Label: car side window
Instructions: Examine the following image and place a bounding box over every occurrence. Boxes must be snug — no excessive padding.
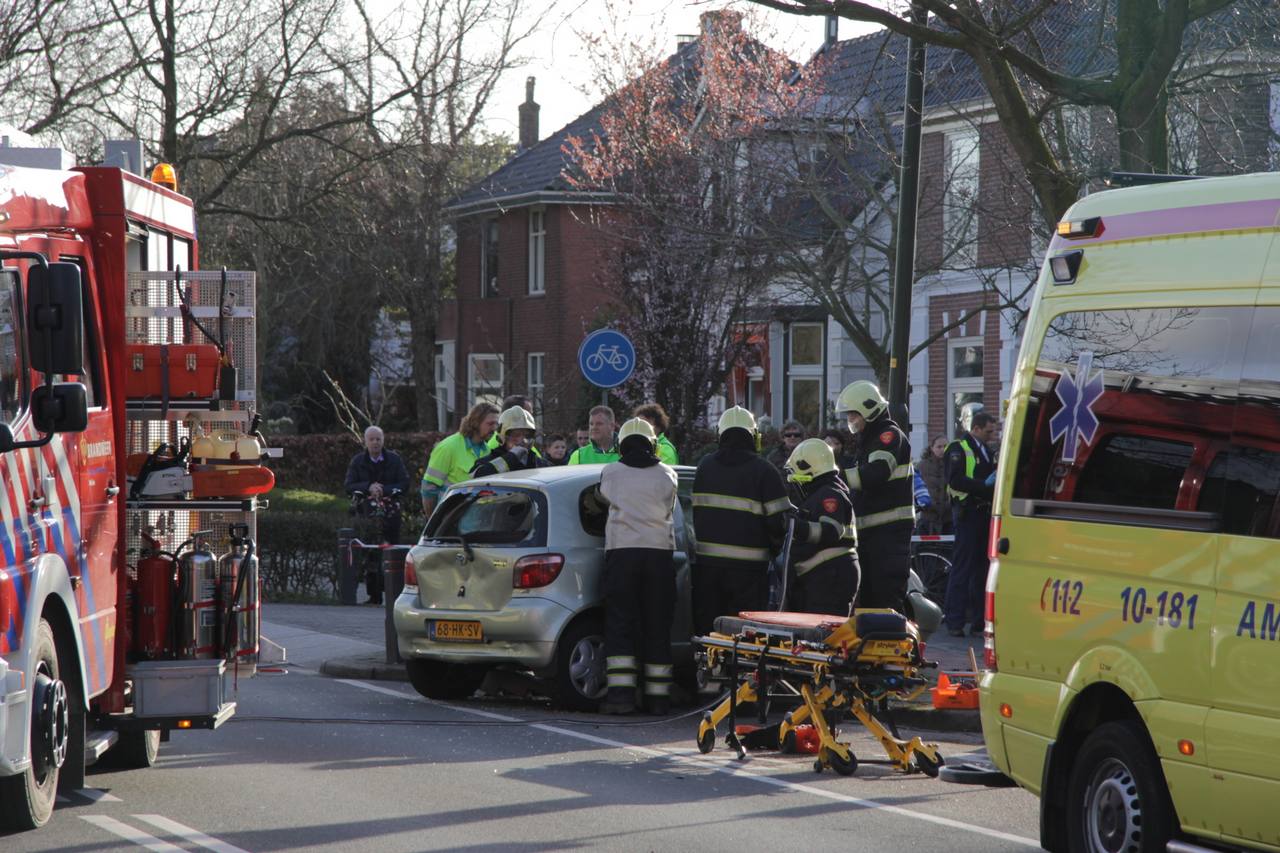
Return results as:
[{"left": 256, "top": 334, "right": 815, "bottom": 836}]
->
[
  {"left": 0, "top": 270, "right": 25, "bottom": 424},
  {"left": 579, "top": 485, "right": 606, "bottom": 538},
  {"left": 1012, "top": 306, "right": 1249, "bottom": 520}
]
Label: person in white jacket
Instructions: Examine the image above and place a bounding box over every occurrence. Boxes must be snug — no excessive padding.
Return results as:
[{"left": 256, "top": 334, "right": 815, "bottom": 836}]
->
[{"left": 597, "top": 417, "right": 679, "bottom": 715}]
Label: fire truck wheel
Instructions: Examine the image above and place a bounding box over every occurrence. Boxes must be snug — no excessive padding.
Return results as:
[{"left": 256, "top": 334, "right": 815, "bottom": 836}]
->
[
  {"left": 405, "top": 659, "right": 488, "bottom": 701},
  {"left": 107, "top": 729, "right": 162, "bottom": 769},
  {"left": 0, "top": 619, "right": 65, "bottom": 830}
]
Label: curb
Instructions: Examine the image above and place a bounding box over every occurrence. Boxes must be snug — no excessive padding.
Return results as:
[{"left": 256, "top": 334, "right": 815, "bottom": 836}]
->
[{"left": 319, "top": 656, "right": 409, "bottom": 682}]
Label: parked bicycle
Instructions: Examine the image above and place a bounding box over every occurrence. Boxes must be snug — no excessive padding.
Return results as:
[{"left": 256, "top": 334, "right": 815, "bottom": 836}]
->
[{"left": 910, "top": 533, "right": 953, "bottom": 607}]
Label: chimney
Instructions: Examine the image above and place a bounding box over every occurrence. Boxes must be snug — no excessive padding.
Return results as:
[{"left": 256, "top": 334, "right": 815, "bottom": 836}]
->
[
  {"left": 699, "top": 9, "right": 743, "bottom": 38},
  {"left": 825, "top": 14, "right": 838, "bottom": 48},
  {"left": 518, "top": 76, "right": 540, "bottom": 151}
]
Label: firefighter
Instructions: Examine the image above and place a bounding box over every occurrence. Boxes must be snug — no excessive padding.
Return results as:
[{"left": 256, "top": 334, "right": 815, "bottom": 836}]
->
[
  {"left": 784, "top": 439, "right": 860, "bottom": 616},
  {"left": 691, "top": 406, "right": 791, "bottom": 634},
  {"left": 597, "top": 418, "right": 679, "bottom": 715},
  {"left": 836, "top": 380, "right": 915, "bottom": 613},
  {"left": 420, "top": 402, "right": 499, "bottom": 517},
  {"left": 943, "top": 409, "right": 999, "bottom": 636},
  {"left": 472, "top": 406, "right": 547, "bottom": 476}
]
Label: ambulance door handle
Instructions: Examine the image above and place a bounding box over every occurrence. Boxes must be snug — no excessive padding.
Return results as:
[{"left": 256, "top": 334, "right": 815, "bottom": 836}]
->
[{"left": 997, "top": 538, "right": 1010, "bottom": 555}]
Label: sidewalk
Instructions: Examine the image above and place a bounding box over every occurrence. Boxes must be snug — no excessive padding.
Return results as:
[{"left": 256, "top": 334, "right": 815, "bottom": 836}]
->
[{"left": 264, "top": 601, "right": 984, "bottom": 732}]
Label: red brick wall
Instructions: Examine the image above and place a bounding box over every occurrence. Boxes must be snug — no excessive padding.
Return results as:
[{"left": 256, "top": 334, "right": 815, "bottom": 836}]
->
[
  {"left": 976, "top": 122, "right": 1033, "bottom": 269},
  {"left": 926, "top": 290, "right": 1001, "bottom": 440}
]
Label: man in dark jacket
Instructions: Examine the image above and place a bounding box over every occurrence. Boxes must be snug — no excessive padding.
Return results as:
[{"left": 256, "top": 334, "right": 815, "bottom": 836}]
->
[
  {"left": 784, "top": 439, "right": 860, "bottom": 616},
  {"left": 691, "top": 406, "right": 791, "bottom": 633},
  {"left": 344, "top": 426, "right": 411, "bottom": 604},
  {"left": 836, "top": 380, "right": 915, "bottom": 613},
  {"left": 472, "top": 406, "right": 548, "bottom": 477},
  {"left": 943, "top": 410, "right": 999, "bottom": 636}
]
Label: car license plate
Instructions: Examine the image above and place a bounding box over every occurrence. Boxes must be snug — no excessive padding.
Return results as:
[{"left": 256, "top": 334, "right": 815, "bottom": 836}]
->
[{"left": 429, "top": 620, "right": 483, "bottom": 642}]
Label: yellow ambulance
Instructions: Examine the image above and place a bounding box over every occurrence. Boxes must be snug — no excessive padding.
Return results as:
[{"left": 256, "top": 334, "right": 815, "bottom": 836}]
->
[{"left": 980, "top": 172, "right": 1280, "bottom": 853}]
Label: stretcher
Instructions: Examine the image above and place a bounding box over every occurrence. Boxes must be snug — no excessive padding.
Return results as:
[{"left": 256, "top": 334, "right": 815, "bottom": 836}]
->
[{"left": 693, "top": 610, "right": 944, "bottom": 777}]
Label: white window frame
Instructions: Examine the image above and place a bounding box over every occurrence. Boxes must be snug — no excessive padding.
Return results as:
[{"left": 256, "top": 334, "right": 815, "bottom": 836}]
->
[
  {"left": 527, "top": 352, "right": 545, "bottom": 406},
  {"left": 943, "top": 127, "right": 980, "bottom": 265},
  {"left": 435, "top": 340, "right": 456, "bottom": 428},
  {"left": 527, "top": 210, "right": 545, "bottom": 295},
  {"left": 947, "top": 336, "right": 984, "bottom": 439},
  {"left": 468, "top": 352, "right": 504, "bottom": 407},
  {"left": 787, "top": 322, "right": 824, "bottom": 427}
]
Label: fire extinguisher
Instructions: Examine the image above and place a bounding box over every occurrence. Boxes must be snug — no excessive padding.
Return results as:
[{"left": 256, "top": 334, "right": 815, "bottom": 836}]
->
[
  {"left": 175, "top": 531, "right": 219, "bottom": 659},
  {"left": 133, "top": 529, "right": 177, "bottom": 660},
  {"left": 218, "top": 523, "right": 260, "bottom": 675}
]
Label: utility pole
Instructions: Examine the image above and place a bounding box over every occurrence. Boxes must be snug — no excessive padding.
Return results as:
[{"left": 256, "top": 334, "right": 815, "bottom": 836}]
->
[{"left": 887, "top": 2, "right": 927, "bottom": 429}]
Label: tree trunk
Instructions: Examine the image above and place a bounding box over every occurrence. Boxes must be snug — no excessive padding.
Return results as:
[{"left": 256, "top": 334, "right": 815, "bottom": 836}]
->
[
  {"left": 1116, "top": 89, "right": 1170, "bottom": 173},
  {"left": 159, "top": 0, "right": 178, "bottom": 163}
]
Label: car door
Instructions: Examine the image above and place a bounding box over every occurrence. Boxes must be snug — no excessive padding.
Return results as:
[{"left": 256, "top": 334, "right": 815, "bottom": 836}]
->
[{"left": 1205, "top": 304, "right": 1280, "bottom": 844}]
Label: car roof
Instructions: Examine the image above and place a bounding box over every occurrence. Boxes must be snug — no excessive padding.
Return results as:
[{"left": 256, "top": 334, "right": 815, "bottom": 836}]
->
[{"left": 459, "top": 463, "right": 695, "bottom": 490}]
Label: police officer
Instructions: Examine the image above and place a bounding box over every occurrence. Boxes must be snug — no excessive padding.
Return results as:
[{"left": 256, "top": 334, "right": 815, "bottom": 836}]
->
[
  {"left": 836, "top": 380, "right": 915, "bottom": 613},
  {"left": 691, "top": 406, "right": 791, "bottom": 634},
  {"left": 472, "top": 406, "right": 547, "bottom": 476},
  {"left": 598, "top": 418, "right": 678, "bottom": 715},
  {"left": 784, "top": 439, "right": 860, "bottom": 616},
  {"left": 943, "top": 410, "right": 999, "bottom": 636}
]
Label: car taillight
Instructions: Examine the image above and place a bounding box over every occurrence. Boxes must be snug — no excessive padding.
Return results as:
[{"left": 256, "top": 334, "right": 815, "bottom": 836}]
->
[
  {"left": 984, "top": 559, "right": 999, "bottom": 671},
  {"left": 513, "top": 554, "right": 564, "bottom": 589},
  {"left": 403, "top": 559, "right": 417, "bottom": 588}
]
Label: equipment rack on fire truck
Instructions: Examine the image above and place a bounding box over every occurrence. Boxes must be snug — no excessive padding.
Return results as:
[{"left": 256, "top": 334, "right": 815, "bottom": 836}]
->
[{"left": 0, "top": 153, "right": 266, "bottom": 831}]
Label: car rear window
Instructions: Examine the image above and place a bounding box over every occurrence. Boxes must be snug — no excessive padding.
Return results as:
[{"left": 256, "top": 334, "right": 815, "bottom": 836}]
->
[{"left": 425, "top": 486, "right": 547, "bottom": 547}]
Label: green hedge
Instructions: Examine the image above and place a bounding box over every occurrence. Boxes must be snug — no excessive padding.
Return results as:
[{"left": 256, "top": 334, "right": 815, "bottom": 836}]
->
[{"left": 269, "top": 432, "right": 447, "bottom": 494}]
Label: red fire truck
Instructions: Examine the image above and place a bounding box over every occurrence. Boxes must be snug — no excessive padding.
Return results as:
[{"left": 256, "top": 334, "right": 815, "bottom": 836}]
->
[{"left": 0, "top": 158, "right": 264, "bottom": 830}]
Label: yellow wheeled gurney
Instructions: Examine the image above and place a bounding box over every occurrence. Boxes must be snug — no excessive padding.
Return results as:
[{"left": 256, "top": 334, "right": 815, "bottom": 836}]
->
[{"left": 693, "top": 609, "right": 944, "bottom": 777}]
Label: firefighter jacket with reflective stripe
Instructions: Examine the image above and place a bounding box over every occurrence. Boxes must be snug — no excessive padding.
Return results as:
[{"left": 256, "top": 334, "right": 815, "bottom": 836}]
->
[
  {"left": 568, "top": 439, "right": 621, "bottom": 465},
  {"left": 843, "top": 414, "right": 915, "bottom": 535},
  {"left": 656, "top": 435, "right": 679, "bottom": 466},
  {"left": 421, "top": 432, "right": 489, "bottom": 501},
  {"left": 599, "top": 461, "right": 678, "bottom": 551},
  {"left": 692, "top": 447, "right": 791, "bottom": 568},
  {"left": 944, "top": 433, "right": 995, "bottom": 506},
  {"left": 791, "top": 472, "right": 858, "bottom": 576},
  {"left": 471, "top": 445, "right": 548, "bottom": 478}
]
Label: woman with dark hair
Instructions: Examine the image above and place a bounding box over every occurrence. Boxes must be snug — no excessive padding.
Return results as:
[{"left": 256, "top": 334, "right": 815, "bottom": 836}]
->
[{"left": 916, "top": 433, "right": 952, "bottom": 534}]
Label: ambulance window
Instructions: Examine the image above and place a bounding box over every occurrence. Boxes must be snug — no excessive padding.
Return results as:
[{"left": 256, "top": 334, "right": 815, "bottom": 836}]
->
[
  {"left": 1200, "top": 448, "right": 1280, "bottom": 537},
  {"left": 0, "top": 270, "right": 26, "bottom": 424},
  {"left": 1075, "top": 435, "right": 1193, "bottom": 510}
]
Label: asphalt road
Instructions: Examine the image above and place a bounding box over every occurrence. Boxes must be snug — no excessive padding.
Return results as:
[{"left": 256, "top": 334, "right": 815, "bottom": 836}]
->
[{"left": 7, "top": 660, "right": 1041, "bottom": 852}]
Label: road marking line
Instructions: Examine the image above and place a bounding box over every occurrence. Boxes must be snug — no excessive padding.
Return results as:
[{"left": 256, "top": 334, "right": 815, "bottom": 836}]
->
[
  {"left": 79, "top": 787, "right": 122, "bottom": 802},
  {"left": 336, "top": 678, "right": 1038, "bottom": 848},
  {"left": 79, "top": 815, "right": 185, "bottom": 852},
  {"left": 133, "top": 814, "right": 251, "bottom": 853}
]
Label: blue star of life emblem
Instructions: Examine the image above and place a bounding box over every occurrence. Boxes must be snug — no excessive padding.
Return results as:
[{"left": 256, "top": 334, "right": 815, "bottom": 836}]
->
[{"left": 1048, "top": 351, "right": 1104, "bottom": 463}]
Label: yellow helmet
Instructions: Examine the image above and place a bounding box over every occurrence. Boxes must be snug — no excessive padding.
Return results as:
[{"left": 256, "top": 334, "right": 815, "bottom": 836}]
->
[
  {"left": 836, "top": 380, "right": 887, "bottom": 421},
  {"left": 785, "top": 438, "right": 837, "bottom": 483},
  {"left": 497, "top": 405, "right": 537, "bottom": 438},
  {"left": 618, "top": 417, "right": 657, "bottom": 450},
  {"left": 717, "top": 405, "right": 757, "bottom": 437}
]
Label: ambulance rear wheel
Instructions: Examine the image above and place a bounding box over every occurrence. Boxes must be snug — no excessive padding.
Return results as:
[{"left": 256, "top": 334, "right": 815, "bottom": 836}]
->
[
  {"left": 108, "top": 729, "right": 162, "bottom": 769},
  {"left": 0, "top": 619, "right": 65, "bottom": 830},
  {"left": 1066, "top": 720, "right": 1174, "bottom": 853}
]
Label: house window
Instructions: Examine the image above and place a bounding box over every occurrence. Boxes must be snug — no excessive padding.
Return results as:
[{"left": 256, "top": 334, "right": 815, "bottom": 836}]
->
[
  {"left": 787, "top": 322, "right": 824, "bottom": 430},
  {"left": 435, "top": 340, "right": 455, "bottom": 428},
  {"left": 948, "top": 337, "right": 984, "bottom": 438},
  {"left": 481, "top": 219, "right": 500, "bottom": 297},
  {"left": 527, "top": 352, "right": 545, "bottom": 406},
  {"left": 528, "top": 210, "right": 545, "bottom": 295},
  {"left": 468, "top": 353, "right": 504, "bottom": 407},
  {"left": 943, "top": 127, "right": 980, "bottom": 265}
]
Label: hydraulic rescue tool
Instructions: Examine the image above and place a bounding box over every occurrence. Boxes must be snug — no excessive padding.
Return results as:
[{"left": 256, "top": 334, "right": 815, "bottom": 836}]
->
[{"left": 693, "top": 609, "right": 944, "bottom": 777}]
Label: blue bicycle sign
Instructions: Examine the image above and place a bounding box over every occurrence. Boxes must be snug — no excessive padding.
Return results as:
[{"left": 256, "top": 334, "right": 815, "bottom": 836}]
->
[{"left": 578, "top": 328, "right": 635, "bottom": 388}]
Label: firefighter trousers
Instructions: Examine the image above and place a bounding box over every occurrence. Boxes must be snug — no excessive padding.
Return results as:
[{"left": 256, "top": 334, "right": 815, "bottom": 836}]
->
[
  {"left": 603, "top": 548, "right": 676, "bottom": 699},
  {"left": 791, "top": 555, "right": 860, "bottom": 617},
  {"left": 691, "top": 561, "right": 769, "bottom": 636},
  {"left": 854, "top": 528, "right": 910, "bottom": 614}
]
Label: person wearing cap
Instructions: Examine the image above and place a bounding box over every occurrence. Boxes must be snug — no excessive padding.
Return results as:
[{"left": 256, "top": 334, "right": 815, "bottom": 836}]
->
[
  {"left": 597, "top": 418, "right": 679, "bottom": 715},
  {"left": 472, "top": 406, "right": 548, "bottom": 476},
  {"left": 784, "top": 438, "right": 860, "bottom": 616},
  {"left": 835, "top": 380, "right": 915, "bottom": 613},
  {"left": 691, "top": 406, "right": 791, "bottom": 634}
]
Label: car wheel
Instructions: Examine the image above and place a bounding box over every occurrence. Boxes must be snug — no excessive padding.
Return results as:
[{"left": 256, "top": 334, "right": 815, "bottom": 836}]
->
[
  {"left": 1066, "top": 720, "right": 1175, "bottom": 853},
  {"left": 0, "top": 620, "right": 66, "bottom": 830},
  {"left": 105, "top": 729, "right": 162, "bottom": 769},
  {"left": 405, "top": 659, "right": 488, "bottom": 701},
  {"left": 552, "top": 618, "right": 607, "bottom": 711}
]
